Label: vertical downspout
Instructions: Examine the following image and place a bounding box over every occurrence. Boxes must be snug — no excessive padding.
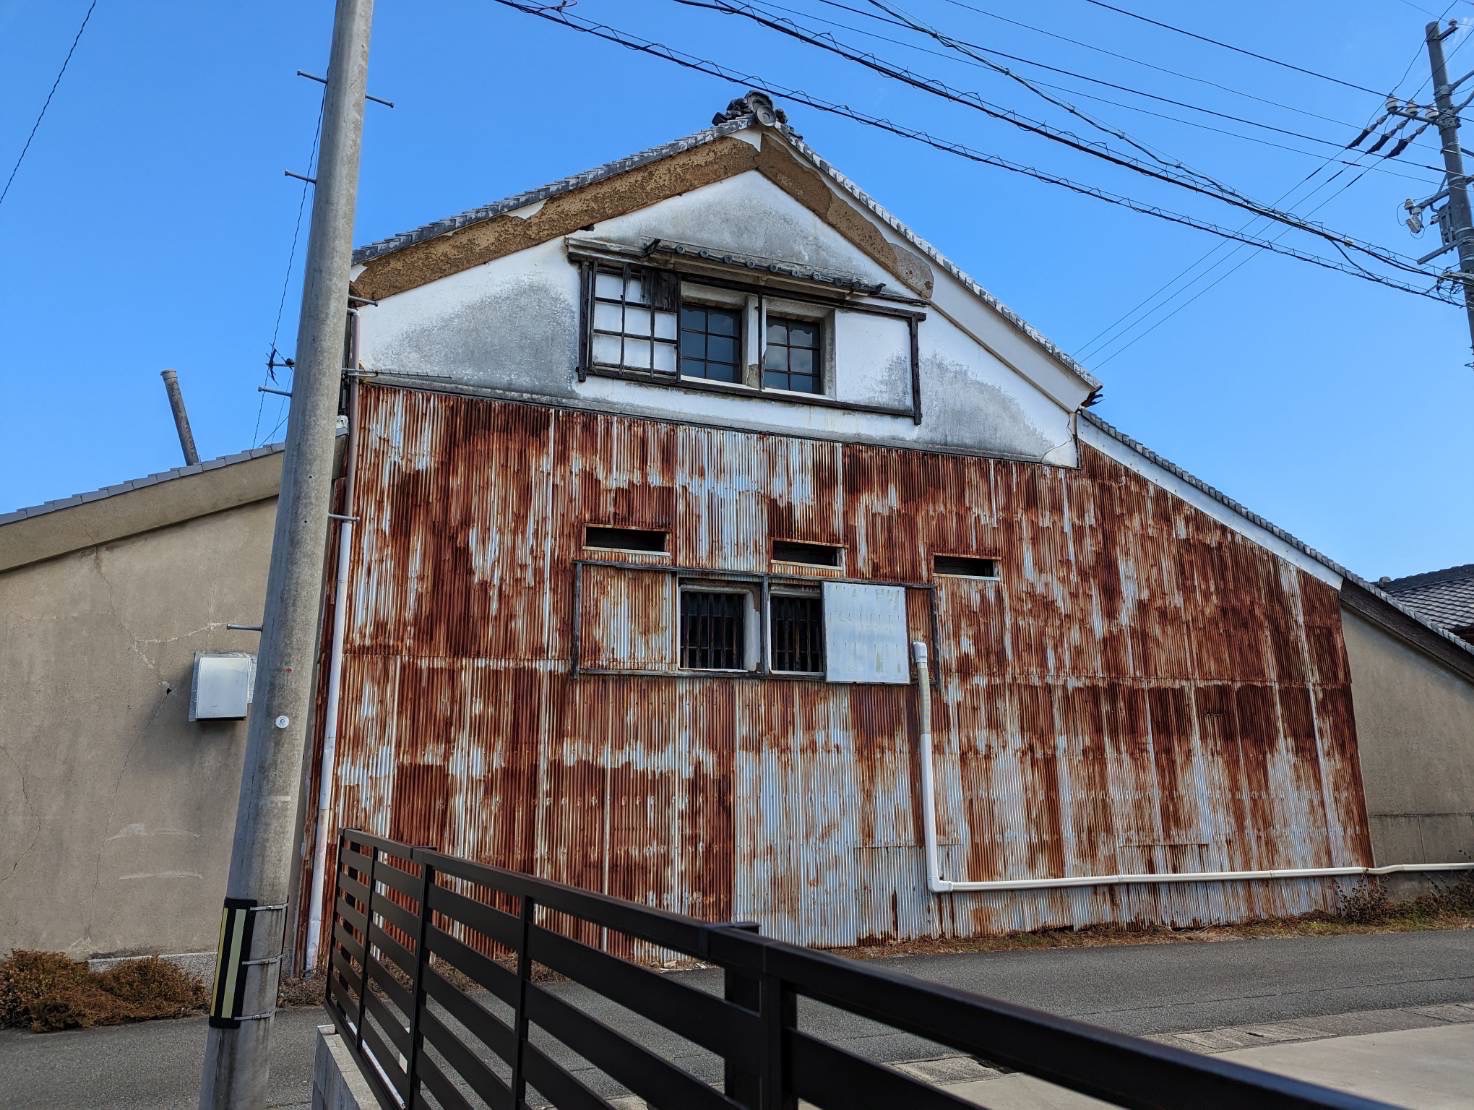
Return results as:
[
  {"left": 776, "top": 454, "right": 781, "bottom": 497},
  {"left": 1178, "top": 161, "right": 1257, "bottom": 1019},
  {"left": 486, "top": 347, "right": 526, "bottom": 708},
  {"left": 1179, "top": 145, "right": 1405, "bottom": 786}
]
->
[
  {"left": 912, "top": 641, "right": 948, "bottom": 893},
  {"left": 304, "top": 374, "right": 359, "bottom": 971}
]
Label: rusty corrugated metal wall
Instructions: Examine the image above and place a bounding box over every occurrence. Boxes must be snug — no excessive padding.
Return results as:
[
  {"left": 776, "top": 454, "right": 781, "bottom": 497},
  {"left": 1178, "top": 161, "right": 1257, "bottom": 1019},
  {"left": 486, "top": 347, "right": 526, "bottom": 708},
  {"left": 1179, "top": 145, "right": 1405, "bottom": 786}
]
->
[{"left": 304, "top": 383, "right": 1371, "bottom": 958}]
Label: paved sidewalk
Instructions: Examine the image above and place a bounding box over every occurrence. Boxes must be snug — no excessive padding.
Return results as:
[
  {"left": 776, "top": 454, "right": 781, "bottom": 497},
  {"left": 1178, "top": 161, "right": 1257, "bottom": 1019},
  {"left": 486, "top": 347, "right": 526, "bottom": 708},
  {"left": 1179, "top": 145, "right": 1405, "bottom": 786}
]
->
[{"left": 899, "top": 1002, "right": 1474, "bottom": 1108}]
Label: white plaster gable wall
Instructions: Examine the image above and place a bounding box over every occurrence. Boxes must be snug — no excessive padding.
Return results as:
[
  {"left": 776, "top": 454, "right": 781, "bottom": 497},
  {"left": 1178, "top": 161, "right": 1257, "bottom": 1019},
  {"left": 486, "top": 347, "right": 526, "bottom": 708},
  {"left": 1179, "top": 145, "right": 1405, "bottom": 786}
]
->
[{"left": 356, "top": 169, "right": 1076, "bottom": 463}]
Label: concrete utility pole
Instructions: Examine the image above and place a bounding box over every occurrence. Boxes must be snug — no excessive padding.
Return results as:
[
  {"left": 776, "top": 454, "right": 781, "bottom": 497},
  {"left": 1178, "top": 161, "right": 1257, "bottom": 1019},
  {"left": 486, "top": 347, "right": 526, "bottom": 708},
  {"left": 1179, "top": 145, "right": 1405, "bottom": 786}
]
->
[
  {"left": 160, "top": 369, "right": 200, "bottom": 465},
  {"left": 1401, "top": 20, "right": 1474, "bottom": 357},
  {"left": 198, "top": 1, "right": 373, "bottom": 1105}
]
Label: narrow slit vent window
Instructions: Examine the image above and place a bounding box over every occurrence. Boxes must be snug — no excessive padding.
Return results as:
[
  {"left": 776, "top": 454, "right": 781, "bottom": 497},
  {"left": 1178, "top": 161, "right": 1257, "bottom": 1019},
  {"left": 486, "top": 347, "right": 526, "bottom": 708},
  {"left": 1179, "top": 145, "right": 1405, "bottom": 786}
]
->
[
  {"left": 680, "top": 589, "right": 749, "bottom": 670},
  {"left": 934, "top": 554, "right": 999, "bottom": 579},
  {"left": 770, "top": 591, "right": 825, "bottom": 674},
  {"left": 592, "top": 268, "right": 678, "bottom": 373},
  {"left": 771, "top": 540, "right": 841, "bottom": 567},
  {"left": 584, "top": 525, "right": 669, "bottom": 554}
]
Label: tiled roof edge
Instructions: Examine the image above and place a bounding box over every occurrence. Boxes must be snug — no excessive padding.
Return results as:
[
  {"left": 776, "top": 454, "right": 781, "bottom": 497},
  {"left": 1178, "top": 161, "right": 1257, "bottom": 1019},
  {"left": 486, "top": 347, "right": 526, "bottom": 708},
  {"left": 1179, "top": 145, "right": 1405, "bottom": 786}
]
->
[
  {"left": 1380, "top": 562, "right": 1474, "bottom": 591},
  {"left": 0, "top": 441, "right": 286, "bottom": 528}
]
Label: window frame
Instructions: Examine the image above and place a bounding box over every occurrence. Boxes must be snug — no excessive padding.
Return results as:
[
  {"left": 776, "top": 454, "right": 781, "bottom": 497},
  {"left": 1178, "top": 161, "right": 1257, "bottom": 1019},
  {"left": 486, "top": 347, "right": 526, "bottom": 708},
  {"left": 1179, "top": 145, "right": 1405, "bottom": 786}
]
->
[
  {"left": 767, "top": 583, "right": 826, "bottom": 676},
  {"left": 574, "top": 256, "right": 924, "bottom": 422},
  {"left": 676, "top": 579, "right": 761, "bottom": 673},
  {"left": 760, "top": 298, "right": 832, "bottom": 398}
]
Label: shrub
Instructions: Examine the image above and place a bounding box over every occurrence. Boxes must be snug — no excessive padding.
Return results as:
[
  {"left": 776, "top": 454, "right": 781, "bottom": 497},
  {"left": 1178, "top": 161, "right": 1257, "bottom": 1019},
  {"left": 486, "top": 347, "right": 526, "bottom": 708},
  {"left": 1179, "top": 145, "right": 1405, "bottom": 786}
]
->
[
  {"left": 0, "top": 950, "right": 207, "bottom": 1033},
  {"left": 1336, "top": 880, "right": 1391, "bottom": 924}
]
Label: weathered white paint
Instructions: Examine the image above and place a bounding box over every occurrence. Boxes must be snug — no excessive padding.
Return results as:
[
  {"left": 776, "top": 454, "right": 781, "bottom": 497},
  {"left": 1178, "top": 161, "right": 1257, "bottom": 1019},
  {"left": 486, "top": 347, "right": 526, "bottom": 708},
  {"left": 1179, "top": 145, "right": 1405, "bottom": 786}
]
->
[
  {"left": 823, "top": 582, "right": 910, "bottom": 684},
  {"left": 1079, "top": 418, "right": 1344, "bottom": 587},
  {"left": 356, "top": 168, "right": 1077, "bottom": 463}
]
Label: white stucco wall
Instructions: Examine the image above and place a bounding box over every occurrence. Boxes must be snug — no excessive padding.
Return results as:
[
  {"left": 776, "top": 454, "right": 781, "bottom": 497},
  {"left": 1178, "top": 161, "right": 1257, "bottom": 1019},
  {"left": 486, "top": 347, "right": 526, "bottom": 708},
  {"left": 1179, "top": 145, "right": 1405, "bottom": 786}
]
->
[{"left": 357, "top": 170, "right": 1077, "bottom": 463}]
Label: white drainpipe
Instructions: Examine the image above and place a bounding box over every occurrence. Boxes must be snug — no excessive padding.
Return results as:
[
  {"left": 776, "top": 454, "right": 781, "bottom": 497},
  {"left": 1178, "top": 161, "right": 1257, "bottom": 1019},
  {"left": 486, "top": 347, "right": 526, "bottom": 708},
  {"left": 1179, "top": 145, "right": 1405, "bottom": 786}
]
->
[
  {"left": 909, "top": 641, "right": 1474, "bottom": 894},
  {"left": 304, "top": 380, "right": 359, "bottom": 972}
]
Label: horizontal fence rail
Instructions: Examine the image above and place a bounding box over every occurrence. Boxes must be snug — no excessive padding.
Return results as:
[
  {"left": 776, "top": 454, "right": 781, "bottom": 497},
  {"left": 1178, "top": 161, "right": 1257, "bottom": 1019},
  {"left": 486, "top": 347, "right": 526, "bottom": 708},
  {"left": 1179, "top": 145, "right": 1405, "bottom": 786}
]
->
[{"left": 324, "top": 829, "right": 1390, "bottom": 1110}]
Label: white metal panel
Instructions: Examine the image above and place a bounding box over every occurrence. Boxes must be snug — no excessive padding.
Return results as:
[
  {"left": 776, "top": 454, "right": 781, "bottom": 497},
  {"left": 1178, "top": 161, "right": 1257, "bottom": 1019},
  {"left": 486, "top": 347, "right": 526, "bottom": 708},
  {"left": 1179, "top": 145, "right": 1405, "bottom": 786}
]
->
[
  {"left": 190, "top": 652, "right": 255, "bottom": 721},
  {"left": 822, "top": 582, "right": 910, "bottom": 684}
]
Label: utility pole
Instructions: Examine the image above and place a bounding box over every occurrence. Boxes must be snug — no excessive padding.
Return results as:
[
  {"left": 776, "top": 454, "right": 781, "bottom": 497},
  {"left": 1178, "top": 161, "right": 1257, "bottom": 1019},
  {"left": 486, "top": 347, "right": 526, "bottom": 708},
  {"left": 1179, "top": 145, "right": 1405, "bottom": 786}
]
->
[
  {"left": 199, "top": 2, "right": 373, "bottom": 1106},
  {"left": 1399, "top": 20, "right": 1474, "bottom": 357}
]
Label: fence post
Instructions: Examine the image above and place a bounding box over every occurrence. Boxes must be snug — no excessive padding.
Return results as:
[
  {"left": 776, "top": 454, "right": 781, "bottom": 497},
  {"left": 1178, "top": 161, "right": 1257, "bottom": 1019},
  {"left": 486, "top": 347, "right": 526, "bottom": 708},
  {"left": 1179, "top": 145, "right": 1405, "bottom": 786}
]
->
[
  {"left": 722, "top": 922, "right": 762, "bottom": 1107},
  {"left": 405, "top": 853, "right": 435, "bottom": 1105},
  {"left": 323, "top": 831, "right": 345, "bottom": 1010},
  {"left": 354, "top": 843, "right": 378, "bottom": 1053},
  {"left": 758, "top": 967, "right": 796, "bottom": 1110},
  {"left": 509, "top": 894, "right": 536, "bottom": 1107}
]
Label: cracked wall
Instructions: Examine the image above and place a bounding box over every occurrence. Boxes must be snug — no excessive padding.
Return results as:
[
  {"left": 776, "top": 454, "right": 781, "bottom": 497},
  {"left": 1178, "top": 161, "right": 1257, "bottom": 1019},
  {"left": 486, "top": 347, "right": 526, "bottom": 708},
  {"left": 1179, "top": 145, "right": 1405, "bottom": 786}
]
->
[{"left": 0, "top": 498, "right": 274, "bottom": 958}]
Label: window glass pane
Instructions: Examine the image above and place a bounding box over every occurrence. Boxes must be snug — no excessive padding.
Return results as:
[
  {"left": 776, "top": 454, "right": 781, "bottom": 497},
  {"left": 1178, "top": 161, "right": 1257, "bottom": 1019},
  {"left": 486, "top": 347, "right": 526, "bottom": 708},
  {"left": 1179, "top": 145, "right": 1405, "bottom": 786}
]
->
[
  {"left": 790, "top": 375, "right": 816, "bottom": 394},
  {"left": 624, "top": 306, "right": 652, "bottom": 337},
  {"left": 624, "top": 338, "right": 652, "bottom": 368},
  {"left": 680, "top": 306, "right": 706, "bottom": 329},
  {"left": 653, "top": 311, "right": 677, "bottom": 340},
  {"left": 768, "top": 320, "right": 787, "bottom": 344},
  {"left": 680, "top": 331, "right": 706, "bottom": 358},
  {"left": 763, "top": 370, "right": 788, "bottom": 389},
  {"left": 708, "top": 310, "right": 737, "bottom": 337},
  {"left": 652, "top": 342, "right": 677, "bottom": 373},
  {"left": 593, "top": 302, "right": 623, "bottom": 331},
  {"left": 682, "top": 358, "right": 707, "bottom": 377},
  {"left": 625, "top": 276, "right": 645, "bottom": 304},
  {"left": 708, "top": 335, "right": 736, "bottom": 363},
  {"left": 592, "top": 334, "right": 623, "bottom": 363},
  {"left": 789, "top": 321, "right": 817, "bottom": 347},
  {"left": 763, "top": 346, "right": 787, "bottom": 371},
  {"left": 791, "top": 347, "right": 813, "bottom": 373},
  {"left": 594, "top": 271, "right": 624, "bottom": 299}
]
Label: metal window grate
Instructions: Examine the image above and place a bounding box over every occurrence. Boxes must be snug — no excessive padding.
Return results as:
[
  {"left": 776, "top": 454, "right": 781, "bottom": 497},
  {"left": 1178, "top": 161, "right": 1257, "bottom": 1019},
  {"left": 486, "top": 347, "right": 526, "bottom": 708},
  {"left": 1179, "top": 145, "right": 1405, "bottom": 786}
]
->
[
  {"left": 679, "top": 304, "right": 742, "bottom": 382},
  {"left": 771, "top": 591, "right": 825, "bottom": 673},
  {"left": 763, "top": 315, "right": 822, "bottom": 393},
  {"left": 681, "top": 589, "right": 746, "bottom": 669}
]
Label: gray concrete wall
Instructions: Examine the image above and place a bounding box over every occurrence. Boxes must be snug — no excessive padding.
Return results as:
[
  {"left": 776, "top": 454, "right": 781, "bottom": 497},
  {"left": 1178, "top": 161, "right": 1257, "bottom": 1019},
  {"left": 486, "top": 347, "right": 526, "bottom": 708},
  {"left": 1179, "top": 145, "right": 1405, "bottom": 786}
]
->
[
  {"left": 0, "top": 496, "right": 274, "bottom": 959},
  {"left": 1343, "top": 607, "right": 1474, "bottom": 865}
]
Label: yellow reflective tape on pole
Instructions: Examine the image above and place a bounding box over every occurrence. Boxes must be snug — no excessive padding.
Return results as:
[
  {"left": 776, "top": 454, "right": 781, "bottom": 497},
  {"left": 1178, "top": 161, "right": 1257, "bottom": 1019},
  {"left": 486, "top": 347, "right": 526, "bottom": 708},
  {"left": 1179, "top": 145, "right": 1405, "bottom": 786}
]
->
[{"left": 207, "top": 898, "right": 258, "bottom": 1028}]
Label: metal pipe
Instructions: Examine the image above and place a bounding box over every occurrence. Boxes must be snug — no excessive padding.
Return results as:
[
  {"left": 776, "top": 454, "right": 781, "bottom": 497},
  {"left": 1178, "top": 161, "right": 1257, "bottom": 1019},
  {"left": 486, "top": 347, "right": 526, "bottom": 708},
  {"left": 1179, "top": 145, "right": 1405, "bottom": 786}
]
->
[
  {"left": 911, "top": 642, "right": 944, "bottom": 892},
  {"left": 304, "top": 377, "right": 359, "bottom": 973},
  {"left": 160, "top": 369, "right": 200, "bottom": 465},
  {"left": 910, "top": 641, "right": 1474, "bottom": 895}
]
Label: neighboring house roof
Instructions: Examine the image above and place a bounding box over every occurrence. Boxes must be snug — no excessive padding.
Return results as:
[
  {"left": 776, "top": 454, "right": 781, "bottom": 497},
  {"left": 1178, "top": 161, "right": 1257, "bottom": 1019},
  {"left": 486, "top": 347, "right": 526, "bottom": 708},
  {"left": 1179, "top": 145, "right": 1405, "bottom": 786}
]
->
[
  {"left": 351, "top": 99, "right": 1102, "bottom": 395},
  {"left": 1379, "top": 563, "right": 1474, "bottom": 638},
  {"left": 0, "top": 441, "right": 288, "bottom": 574}
]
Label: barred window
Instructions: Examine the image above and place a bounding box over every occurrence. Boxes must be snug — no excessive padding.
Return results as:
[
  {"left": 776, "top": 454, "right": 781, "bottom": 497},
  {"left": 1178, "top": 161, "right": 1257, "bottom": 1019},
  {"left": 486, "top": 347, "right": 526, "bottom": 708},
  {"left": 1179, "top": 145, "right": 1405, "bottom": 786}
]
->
[
  {"left": 591, "top": 268, "right": 678, "bottom": 373},
  {"left": 769, "top": 589, "right": 825, "bottom": 674},
  {"left": 680, "top": 588, "right": 751, "bottom": 670}
]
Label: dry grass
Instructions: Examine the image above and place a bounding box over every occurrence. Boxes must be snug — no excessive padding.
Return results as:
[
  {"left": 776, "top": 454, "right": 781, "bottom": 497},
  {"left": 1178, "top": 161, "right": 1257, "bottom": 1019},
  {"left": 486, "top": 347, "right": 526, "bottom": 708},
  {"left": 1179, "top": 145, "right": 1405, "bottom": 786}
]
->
[
  {"left": 830, "top": 876, "right": 1474, "bottom": 962},
  {"left": 0, "top": 951, "right": 208, "bottom": 1033}
]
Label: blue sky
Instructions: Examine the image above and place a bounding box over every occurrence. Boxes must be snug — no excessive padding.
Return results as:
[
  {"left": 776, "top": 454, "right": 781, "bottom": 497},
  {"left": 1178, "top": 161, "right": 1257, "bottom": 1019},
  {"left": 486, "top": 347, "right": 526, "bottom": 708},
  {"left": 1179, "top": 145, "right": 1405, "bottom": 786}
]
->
[{"left": 0, "top": 0, "right": 1468, "bottom": 578}]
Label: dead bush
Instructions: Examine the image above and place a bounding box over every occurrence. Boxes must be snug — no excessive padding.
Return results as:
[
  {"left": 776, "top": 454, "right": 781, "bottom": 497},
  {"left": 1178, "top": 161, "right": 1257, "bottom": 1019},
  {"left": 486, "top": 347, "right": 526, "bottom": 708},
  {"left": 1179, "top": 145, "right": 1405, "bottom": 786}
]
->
[
  {"left": 1336, "top": 880, "right": 1392, "bottom": 924},
  {"left": 0, "top": 950, "right": 207, "bottom": 1033}
]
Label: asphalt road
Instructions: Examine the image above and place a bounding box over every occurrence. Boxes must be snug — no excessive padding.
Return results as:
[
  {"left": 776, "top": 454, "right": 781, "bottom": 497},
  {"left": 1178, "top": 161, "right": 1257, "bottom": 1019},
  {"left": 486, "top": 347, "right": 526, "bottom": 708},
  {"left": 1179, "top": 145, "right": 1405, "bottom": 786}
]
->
[{"left": 2, "top": 928, "right": 1470, "bottom": 1109}]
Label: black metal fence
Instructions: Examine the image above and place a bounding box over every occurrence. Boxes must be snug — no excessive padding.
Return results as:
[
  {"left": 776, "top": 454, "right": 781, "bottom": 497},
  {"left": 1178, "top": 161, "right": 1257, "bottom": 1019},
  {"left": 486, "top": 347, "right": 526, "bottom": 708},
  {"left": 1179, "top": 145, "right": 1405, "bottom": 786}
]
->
[{"left": 324, "top": 829, "right": 1386, "bottom": 1109}]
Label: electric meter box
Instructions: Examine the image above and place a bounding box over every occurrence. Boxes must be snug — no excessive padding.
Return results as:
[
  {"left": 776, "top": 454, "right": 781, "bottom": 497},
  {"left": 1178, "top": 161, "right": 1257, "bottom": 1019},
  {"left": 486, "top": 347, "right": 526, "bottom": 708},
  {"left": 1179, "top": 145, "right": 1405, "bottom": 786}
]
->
[{"left": 190, "top": 652, "right": 256, "bottom": 721}]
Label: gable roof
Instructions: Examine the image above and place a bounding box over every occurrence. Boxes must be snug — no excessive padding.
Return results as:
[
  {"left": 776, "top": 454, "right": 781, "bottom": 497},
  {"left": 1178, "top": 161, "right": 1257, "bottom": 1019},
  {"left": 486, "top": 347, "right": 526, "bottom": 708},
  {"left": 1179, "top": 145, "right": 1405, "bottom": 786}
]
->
[
  {"left": 1379, "top": 563, "right": 1474, "bottom": 636},
  {"left": 351, "top": 101, "right": 1102, "bottom": 396}
]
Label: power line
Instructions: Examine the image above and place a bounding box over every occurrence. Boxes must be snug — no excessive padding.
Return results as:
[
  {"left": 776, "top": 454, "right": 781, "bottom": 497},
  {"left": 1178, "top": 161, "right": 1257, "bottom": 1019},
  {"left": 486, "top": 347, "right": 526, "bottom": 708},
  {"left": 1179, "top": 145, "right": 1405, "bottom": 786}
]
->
[
  {"left": 1082, "top": 0, "right": 1386, "bottom": 97},
  {"left": 488, "top": 0, "right": 1458, "bottom": 305},
  {"left": 687, "top": 0, "right": 1443, "bottom": 278},
  {"left": 797, "top": 0, "right": 1442, "bottom": 175},
  {"left": 936, "top": 0, "right": 1371, "bottom": 131},
  {"left": 0, "top": 1, "right": 99, "bottom": 213},
  {"left": 253, "top": 93, "right": 326, "bottom": 448}
]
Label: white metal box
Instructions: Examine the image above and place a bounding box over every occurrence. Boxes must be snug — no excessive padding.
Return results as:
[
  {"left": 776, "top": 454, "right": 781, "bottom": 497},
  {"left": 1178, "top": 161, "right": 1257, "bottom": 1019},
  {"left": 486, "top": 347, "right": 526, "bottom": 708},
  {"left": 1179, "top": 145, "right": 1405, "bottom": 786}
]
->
[
  {"left": 822, "top": 582, "right": 910, "bottom": 684},
  {"left": 190, "top": 652, "right": 256, "bottom": 721}
]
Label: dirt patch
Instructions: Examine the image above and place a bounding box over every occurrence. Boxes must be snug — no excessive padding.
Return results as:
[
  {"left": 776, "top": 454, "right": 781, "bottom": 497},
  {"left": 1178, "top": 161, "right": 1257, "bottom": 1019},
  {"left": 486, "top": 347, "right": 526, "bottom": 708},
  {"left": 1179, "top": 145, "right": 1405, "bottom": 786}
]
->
[
  {"left": 0, "top": 951, "right": 208, "bottom": 1033},
  {"left": 828, "top": 877, "right": 1474, "bottom": 962}
]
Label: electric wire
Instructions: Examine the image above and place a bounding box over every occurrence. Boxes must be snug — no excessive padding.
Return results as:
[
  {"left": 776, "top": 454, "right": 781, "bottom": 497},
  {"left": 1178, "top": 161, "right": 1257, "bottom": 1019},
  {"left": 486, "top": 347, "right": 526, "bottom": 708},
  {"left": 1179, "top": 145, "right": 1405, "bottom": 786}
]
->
[
  {"left": 686, "top": 0, "right": 1445, "bottom": 278},
  {"left": 1082, "top": 0, "right": 1386, "bottom": 97},
  {"left": 770, "top": 0, "right": 1442, "bottom": 179},
  {"left": 936, "top": 0, "right": 1372, "bottom": 131},
  {"left": 252, "top": 93, "right": 326, "bottom": 448},
  {"left": 488, "top": 0, "right": 1459, "bottom": 306},
  {"left": 0, "top": 0, "right": 99, "bottom": 214}
]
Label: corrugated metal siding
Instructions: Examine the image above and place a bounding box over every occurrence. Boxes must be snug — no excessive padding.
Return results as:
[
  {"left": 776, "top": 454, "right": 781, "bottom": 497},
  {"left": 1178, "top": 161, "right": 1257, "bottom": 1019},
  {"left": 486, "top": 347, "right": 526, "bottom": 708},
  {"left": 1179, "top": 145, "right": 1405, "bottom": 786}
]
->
[{"left": 305, "top": 384, "right": 1373, "bottom": 961}]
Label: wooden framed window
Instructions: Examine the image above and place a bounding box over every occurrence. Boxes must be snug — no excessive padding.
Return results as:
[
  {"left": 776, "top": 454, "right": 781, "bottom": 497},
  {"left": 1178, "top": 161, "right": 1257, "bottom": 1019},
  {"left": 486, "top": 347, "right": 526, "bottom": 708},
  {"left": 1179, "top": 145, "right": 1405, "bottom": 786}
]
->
[
  {"left": 591, "top": 267, "right": 678, "bottom": 373},
  {"left": 762, "top": 315, "right": 822, "bottom": 394},
  {"left": 678, "top": 303, "right": 743, "bottom": 383}
]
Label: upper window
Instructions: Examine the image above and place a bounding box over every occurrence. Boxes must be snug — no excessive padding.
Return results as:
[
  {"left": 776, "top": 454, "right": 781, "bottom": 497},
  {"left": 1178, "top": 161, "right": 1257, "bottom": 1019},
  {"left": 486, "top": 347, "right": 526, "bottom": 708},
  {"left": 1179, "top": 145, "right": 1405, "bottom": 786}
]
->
[
  {"left": 679, "top": 304, "right": 742, "bottom": 383},
  {"left": 591, "top": 269, "right": 677, "bottom": 374},
  {"left": 763, "top": 316, "right": 822, "bottom": 394},
  {"left": 770, "top": 588, "right": 825, "bottom": 674},
  {"left": 679, "top": 585, "right": 755, "bottom": 671}
]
